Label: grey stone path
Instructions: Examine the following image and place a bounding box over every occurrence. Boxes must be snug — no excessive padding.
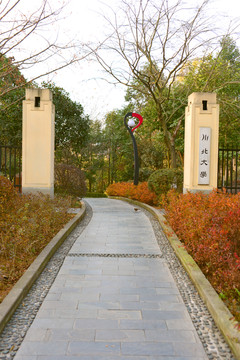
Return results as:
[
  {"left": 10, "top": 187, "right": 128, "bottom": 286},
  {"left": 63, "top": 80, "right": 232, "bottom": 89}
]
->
[{"left": 14, "top": 198, "right": 208, "bottom": 360}]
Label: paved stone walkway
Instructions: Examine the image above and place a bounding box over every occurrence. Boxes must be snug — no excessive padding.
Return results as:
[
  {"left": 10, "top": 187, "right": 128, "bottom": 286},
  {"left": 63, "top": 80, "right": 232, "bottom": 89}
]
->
[{"left": 15, "top": 198, "right": 208, "bottom": 360}]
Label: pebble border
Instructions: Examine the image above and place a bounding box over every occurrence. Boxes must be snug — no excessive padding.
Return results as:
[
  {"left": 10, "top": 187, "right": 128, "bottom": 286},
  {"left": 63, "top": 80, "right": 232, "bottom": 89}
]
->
[
  {"left": 0, "top": 203, "right": 92, "bottom": 359},
  {"left": 0, "top": 199, "right": 237, "bottom": 359},
  {"left": 68, "top": 253, "right": 163, "bottom": 258},
  {"left": 114, "top": 197, "right": 237, "bottom": 360},
  {"left": 142, "top": 205, "right": 236, "bottom": 360}
]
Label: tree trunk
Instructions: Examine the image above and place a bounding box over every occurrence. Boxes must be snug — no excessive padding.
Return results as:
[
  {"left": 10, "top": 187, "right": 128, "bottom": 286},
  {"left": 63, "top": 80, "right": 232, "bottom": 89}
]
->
[
  {"left": 170, "top": 142, "right": 177, "bottom": 169},
  {"left": 159, "top": 116, "right": 177, "bottom": 169},
  {"left": 108, "top": 149, "right": 111, "bottom": 186}
]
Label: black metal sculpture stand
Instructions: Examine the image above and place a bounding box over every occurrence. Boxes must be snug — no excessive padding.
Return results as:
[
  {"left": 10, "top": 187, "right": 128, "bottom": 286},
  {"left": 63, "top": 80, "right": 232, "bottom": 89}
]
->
[{"left": 124, "top": 112, "right": 143, "bottom": 186}]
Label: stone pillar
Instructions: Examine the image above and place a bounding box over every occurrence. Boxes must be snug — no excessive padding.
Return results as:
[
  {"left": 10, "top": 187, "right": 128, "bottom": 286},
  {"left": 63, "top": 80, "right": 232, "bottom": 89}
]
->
[
  {"left": 22, "top": 89, "right": 55, "bottom": 197},
  {"left": 183, "top": 92, "right": 219, "bottom": 194}
]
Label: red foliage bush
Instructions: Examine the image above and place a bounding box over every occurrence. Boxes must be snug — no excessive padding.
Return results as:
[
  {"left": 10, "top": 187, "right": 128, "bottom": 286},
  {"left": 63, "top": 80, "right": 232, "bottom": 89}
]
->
[
  {"left": 0, "top": 176, "right": 74, "bottom": 302},
  {"left": 106, "top": 182, "right": 158, "bottom": 206},
  {"left": 162, "top": 189, "right": 240, "bottom": 321}
]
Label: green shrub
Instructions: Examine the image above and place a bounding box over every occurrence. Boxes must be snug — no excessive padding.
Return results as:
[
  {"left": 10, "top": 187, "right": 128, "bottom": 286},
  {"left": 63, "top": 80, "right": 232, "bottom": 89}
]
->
[
  {"left": 148, "top": 168, "right": 183, "bottom": 195},
  {"left": 139, "top": 167, "right": 155, "bottom": 182},
  {"left": 55, "top": 163, "right": 87, "bottom": 197},
  {"left": 86, "top": 192, "right": 107, "bottom": 198}
]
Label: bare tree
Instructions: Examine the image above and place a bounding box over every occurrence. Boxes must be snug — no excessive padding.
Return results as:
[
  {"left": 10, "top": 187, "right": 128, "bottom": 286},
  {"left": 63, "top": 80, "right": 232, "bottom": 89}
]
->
[
  {"left": 0, "top": 0, "right": 91, "bottom": 105},
  {"left": 91, "top": 0, "right": 231, "bottom": 168}
]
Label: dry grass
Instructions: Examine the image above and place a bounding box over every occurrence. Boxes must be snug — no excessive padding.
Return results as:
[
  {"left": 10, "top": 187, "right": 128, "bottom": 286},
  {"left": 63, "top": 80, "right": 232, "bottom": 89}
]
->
[{"left": 0, "top": 176, "right": 75, "bottom": 303}]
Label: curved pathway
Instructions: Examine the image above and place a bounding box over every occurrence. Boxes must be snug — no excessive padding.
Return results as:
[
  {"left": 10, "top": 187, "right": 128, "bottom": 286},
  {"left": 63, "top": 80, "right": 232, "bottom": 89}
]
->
[{"left": 15, "top": 198, "right": 210, "bottom": 359}]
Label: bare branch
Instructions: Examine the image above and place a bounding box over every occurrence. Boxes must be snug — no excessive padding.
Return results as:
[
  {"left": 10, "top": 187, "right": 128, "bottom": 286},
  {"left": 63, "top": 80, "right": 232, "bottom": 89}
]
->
[
  {"left": 0, "top": 0, "right": 94, "bottom": 103},
  {"left": 89, "top": 0, "right": 239, "bottom": 167}
]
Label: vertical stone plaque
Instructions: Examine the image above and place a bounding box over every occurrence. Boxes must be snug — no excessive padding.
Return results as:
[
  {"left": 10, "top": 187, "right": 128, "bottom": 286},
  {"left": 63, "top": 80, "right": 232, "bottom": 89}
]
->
[{"left": 198, "top": 127, "right": 211, "bottom": 184}]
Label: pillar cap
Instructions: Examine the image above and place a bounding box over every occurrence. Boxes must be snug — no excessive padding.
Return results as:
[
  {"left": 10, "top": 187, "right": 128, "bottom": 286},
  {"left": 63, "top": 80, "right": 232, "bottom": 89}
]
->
[
  {"left": 25, "top": 88, "right": 52, "bottom": 101},
  {"left": 188, "top": 92, "right": 217, "bottom": 105}
]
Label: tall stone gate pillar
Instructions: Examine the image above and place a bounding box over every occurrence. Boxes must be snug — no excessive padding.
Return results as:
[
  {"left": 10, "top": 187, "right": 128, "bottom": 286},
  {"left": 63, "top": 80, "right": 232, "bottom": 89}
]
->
[
  {"left": 183, "top": 92, "right": 219, "bottom": 194},
  {"left": 22, "top": 89, "right": 55, "bottom": 197}
]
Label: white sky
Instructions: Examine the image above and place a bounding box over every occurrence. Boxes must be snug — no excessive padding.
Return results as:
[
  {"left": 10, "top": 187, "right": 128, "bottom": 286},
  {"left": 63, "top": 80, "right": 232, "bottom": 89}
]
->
[{"left": 14, "top": 0, "right": 240, "bottom": 120}]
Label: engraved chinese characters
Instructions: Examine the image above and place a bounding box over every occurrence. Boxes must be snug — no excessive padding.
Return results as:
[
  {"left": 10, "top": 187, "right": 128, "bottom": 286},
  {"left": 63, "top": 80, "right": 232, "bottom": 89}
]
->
[{"left": 198, "top": 127, "right": 211, "bottom": 185}]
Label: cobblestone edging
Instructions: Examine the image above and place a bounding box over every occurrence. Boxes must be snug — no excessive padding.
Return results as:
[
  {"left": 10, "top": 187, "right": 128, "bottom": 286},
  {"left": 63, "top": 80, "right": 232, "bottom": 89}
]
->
[
  {"left": 115, "top": 197, "right": 238, "bottom": 360},
  {"left": 0, "top": 202, "right": 92, "bottom": 360},
  {"left": 68, "top": 253, "right": 163, "bottom": 258},
  {"left": 0, "top": 199, "right": 238, "bottom": 360}
]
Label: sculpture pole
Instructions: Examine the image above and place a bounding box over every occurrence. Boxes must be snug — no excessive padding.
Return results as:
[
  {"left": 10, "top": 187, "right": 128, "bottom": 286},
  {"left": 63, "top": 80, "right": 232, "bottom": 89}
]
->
[{"left": 124, "top": 112, "right": 143, "bottom": 186}]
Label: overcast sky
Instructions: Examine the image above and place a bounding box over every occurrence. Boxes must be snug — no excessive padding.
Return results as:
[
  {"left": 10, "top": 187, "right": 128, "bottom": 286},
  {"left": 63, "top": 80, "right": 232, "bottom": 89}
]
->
[{"left": 18, "top": 0, "right": 240, "bottom": 120}]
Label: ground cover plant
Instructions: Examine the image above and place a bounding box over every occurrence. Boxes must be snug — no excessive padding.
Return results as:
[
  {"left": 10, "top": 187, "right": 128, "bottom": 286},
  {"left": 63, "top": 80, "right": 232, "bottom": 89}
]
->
[
  {"left": 161, "top": 189, "right": 240, "bottom": 324},
  {"left": 106, "top": 181, "right": 158, "bottom": 206},
  {"left": 0, "top": 176, "right": 75, "bottom": 303}
]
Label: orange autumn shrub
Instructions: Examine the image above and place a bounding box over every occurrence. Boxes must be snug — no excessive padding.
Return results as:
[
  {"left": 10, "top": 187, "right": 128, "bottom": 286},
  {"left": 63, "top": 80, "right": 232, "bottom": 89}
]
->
[
  {"left": 106, "top": 182, "right": 134, "bottom": 197},
  {"left": 0, "top": 175, "right": 18, "bottom": 214},
  {"left": 106, "top": 182, "right": 158, "bottom": 206},
  {"left": 0, "top": 176, "right": 74, "bottom": 303},
  {"left": 162, "top": 189, "right": 240, "bottom": 322}
]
